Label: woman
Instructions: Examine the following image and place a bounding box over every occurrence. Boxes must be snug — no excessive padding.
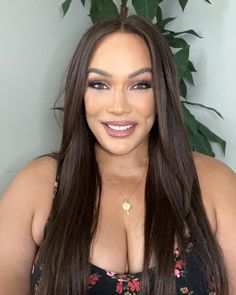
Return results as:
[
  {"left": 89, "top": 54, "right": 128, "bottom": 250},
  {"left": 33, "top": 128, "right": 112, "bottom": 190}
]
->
[{"left": 0, "top": 15, "right": 235, "bottom": 295}]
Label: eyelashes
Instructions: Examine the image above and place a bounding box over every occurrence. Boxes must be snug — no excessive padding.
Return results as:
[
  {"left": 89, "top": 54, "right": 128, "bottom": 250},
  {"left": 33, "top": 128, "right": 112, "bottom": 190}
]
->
[
  {"left": 87, "top": 80, "right": 108, "bottom": 90},
  {"left": 132, "top": 81, "right": 153, "bottom": 90},
  {"left": 87, "top": 79, "right": 152, "bottom": 91}
]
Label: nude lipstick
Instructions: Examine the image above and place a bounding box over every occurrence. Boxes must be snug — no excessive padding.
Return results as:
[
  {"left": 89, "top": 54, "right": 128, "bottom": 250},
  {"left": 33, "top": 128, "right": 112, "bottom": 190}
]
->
[{"left": 102, "top": 121, "right": 137, "bottom": 138}]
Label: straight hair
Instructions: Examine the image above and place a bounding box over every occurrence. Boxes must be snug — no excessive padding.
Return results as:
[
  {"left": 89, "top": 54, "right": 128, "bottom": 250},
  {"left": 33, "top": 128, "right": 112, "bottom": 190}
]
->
[{"left": 37, "top": 15, "right": 228, "bottom": 295}]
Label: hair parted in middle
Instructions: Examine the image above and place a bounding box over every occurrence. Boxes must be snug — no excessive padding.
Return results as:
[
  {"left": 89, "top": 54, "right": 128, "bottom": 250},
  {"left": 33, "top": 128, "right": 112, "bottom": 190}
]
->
[{"left": 37, "top": 15, "right": 228, "bottom": 295}]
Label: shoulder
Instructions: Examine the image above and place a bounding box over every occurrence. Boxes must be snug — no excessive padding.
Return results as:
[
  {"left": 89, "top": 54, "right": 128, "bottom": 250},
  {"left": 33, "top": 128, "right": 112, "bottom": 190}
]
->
[
  {"left": 192, "top": 152, "right": 236, "bottom": 292},
  {"left": 192, "top": 151, "right": 236, "bottom": 234},
  {"left": 192, "top": 150, "right": 235, "bottom": 173},
  {"left": 5, "top": 155, "right": 57, "bottom": 204},
  {"left": 0, "top": 155, "right": 58, "bottom": 290},
  {"left": 192, "top": 153, "right": 236, "bottom": 292},
  {"left": 1, "top": 155, "right": 58, "bottom": 204},
  {"left": 23, "top": 155, "right": 58, "bottom": 183},
  {"left": 192, "top": 151, "right": 235, "bottom": 197},
  {"left": 1, "top": 155, "right": 58, "bottom": 245}
]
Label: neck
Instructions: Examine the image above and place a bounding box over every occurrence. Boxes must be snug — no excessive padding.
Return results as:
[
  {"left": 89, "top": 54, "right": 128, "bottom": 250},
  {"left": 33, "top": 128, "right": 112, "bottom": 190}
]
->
[{"left": 95, "top": 143, "right": 149, "bottom": 178}]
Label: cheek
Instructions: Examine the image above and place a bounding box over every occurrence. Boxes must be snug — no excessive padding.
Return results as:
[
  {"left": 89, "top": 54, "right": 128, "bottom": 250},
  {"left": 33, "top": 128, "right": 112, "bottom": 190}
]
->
[
  {"left": 135, "top": 93, "right": 155, "bottom": 120},
  {"left": 84, "top": 93, "right": 103, "bottom": 117}
]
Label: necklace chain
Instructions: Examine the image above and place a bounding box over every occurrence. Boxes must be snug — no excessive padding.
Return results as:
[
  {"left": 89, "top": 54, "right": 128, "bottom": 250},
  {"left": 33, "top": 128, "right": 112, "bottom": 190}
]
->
[{"left": 101, "top": 167, "right": 147, "bottom": 215}]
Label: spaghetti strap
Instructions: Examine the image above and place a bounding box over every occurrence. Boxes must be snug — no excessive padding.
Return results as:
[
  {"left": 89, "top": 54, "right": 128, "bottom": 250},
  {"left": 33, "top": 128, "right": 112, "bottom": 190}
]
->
[
  {"left": 53, "top": 159, "right": 62, "bottom": 199},
  {"left": 53, "top": 181, "right": 58, "bottom": 198}
]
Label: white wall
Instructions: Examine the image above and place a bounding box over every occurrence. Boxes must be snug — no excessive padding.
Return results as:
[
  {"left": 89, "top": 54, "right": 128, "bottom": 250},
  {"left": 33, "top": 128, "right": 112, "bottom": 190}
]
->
[
  {"left": 161, "top": 0, "right": 236, "bottom": 171},
  {"left": 0, "top": 0, "right": 91, "bottom": 195},
  {"left": 0, "top": 0, "right": 235, "bottom": 195}
]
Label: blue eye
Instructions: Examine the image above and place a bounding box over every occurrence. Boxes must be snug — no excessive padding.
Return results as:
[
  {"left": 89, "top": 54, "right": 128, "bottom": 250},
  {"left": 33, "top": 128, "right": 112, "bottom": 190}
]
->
[
  {"left": 87, "top": 80, "right": 108, "bottom": 90},
  {"left": 132, "top": 81, "right": 152, "bottom": 90}
]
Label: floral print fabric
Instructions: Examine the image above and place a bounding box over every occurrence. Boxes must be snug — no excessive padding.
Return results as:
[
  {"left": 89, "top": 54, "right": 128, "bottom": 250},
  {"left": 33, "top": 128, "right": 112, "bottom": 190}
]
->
[
  {"left": 31, "top": 238, "right": 216, "bottom": 294},
  {"left": 88, "top": 263, "right": 145, "bottom": 295}
]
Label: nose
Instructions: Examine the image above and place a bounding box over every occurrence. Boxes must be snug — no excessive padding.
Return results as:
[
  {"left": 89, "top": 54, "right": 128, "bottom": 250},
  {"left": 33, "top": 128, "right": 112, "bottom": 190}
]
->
[{"left": 107, "top": 88, "right": 132, "bottom": 115}]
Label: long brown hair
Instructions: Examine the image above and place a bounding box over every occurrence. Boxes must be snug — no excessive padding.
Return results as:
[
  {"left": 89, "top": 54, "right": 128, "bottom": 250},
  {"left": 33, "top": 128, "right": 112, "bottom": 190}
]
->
[{"left": 37, "top": 15, "right": 228, "bottom": 294}]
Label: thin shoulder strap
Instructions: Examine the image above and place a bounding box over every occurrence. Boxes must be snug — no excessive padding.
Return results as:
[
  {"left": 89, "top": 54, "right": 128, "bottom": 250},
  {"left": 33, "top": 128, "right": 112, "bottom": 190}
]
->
[{"left": 53, "top": 159, "right": 62, "bottom": 198}]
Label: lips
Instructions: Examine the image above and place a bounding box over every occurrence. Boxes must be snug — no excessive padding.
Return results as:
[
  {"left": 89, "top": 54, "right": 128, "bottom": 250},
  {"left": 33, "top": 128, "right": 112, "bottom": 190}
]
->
[
  {"left": 102, "top": 121, "right": 137, "bottom": 126},
  {"left": 102, "top": 121, "right": 137, "bottom": 137}
]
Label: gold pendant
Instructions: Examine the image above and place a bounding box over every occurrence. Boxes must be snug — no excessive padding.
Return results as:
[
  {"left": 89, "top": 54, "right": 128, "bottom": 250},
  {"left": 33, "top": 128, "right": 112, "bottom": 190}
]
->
[{"left": 122, "top": 199, "right": 132, "bottom": 215}]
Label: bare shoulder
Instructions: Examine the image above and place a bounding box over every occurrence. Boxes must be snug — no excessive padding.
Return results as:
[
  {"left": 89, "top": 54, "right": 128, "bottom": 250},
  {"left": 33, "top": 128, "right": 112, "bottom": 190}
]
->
[
  {"left": 0, "top": 155, "right": 57, "bottom": 292},
  {"left": 192, "top": 152, "right": 236, "bottom": 292},
  {"left": 192, "top": 152, "right": 236, "bottom": 233},
  {"left": 1, "top": 155, "right": 58, "bottom": 245},
  {"left": 192, "top": 151, "right": 235, "bottom": 198},
  {"left": 25, "top": 156, "right": 58, "bottom": 245},
  {"left": 4, "top": 155, "right": 57, "bottom": 205},
  {"left": 22, "top": 155, "right": 57, "bottom": 186},
  {"left": 2, "top": 155, "right": 57, "bottom": 205},
  {"left": 192, "top": 150, "right": 235, "bottom": 172}
]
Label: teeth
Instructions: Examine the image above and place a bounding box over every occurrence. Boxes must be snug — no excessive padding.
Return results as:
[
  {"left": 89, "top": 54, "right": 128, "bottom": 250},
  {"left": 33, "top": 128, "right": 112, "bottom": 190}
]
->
[{"left": 107, "top": 124, "right": 133, "bottom": 131}]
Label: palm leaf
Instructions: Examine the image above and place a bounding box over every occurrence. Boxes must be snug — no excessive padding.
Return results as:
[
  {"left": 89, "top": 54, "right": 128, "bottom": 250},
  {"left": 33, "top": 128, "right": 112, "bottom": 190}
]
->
[{"left": 182, "top": 101, "right": 224, "bottom": 119}]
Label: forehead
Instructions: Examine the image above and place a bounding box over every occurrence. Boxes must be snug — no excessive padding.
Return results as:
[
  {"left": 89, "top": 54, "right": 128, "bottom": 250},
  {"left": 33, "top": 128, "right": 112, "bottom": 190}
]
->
[{"left": 88, "top": 32, "right": 152, "bottom": 76}]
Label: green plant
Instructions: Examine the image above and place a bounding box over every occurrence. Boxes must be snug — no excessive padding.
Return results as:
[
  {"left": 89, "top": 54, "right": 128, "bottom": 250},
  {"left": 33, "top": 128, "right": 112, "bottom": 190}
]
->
[{"left": 60, "top": 0, "right": 226, "bottom": 157}]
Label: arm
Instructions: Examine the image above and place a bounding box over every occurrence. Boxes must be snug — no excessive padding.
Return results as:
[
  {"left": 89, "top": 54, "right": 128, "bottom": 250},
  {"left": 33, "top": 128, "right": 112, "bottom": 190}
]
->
[
  {"left": 193, "top": 152, "right": 236, "bottom": 294},
  {"left": 213, "top": 163, "right": 236, "bottom": 294},
  {"left": 0, "top": 157, "right": 56, "bottom": 294}
]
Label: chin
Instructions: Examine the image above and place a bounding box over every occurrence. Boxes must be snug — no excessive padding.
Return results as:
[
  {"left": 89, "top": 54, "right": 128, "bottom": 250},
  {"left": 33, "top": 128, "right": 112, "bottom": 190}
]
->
[
  {"left": 94, "top": 130, "right": 150, "bottom": 156},
  {"left": 105, "top": 146, "right": 134, "bottom": 156},
  {"left": 98, "top": 140, "right": 144, "bottom": 156}
]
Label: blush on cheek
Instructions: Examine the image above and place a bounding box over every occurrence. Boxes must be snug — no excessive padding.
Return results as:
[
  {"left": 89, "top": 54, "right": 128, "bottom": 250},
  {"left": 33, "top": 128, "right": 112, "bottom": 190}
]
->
[
  {"left": 84, "top": 96, "right": 98, "bottom": 116},
  {"left": 84, "top": 93, "right": 107, "bottom": 116},
  {"left": 139, "top": 100, "right": 155, "bottom": 117}
]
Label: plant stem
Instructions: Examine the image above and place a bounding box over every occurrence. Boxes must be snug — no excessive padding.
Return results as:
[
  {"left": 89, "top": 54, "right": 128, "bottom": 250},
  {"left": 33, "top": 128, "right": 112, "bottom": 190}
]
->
[{"left": 120, "top": 4, "right": 128, "bottom": 19}]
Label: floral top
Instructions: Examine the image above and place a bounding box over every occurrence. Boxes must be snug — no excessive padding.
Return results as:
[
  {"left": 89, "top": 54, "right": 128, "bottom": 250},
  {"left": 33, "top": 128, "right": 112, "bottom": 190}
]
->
[
  {"left": 31, "top": 167, "right": 216, "bottom": 295},
  {"left": 31, "top": 239, "right": 216, "bottom": 295}
]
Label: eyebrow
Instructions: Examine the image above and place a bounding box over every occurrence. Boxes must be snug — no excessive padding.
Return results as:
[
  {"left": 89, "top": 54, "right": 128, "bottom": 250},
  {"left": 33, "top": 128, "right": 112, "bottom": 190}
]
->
[{"left": 87, "top": 67, "right": 152, "bottom": 78}]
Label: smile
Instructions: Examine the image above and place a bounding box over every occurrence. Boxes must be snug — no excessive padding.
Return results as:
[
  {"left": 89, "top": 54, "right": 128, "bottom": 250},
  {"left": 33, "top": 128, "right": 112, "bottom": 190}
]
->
[
  {"left": 107, "top": 124, "right": 133, "bottom": 131},
  {"left": 102, "top": 121, "right": 137, "bottom": 138}
]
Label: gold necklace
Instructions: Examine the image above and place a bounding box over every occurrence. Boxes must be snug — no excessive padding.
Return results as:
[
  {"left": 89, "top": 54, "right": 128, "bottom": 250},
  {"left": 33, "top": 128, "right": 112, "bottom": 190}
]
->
[{"left": 101, "top": 168, "right": 147, "bottom": 215}]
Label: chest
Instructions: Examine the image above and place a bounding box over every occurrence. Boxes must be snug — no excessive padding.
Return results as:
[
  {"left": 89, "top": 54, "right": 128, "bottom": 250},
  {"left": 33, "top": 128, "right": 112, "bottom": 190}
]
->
[
  {"left": 89, "top": 178, "right": 217, "bottom": 275},
  {"left": 89, "top": 180, "right": 151, "bottom": 274},
  {"left": 32, "top": 173, "right": 216, "bottom": 275}
]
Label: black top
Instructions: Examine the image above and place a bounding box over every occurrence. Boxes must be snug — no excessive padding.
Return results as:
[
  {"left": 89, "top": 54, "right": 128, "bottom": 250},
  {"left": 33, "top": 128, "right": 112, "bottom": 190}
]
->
[
  {"left": 31, "top": 237, "right": 215, "bottom": 294},
  {"left": 30, "top": 161, "right": 215, "bottom": 294}
]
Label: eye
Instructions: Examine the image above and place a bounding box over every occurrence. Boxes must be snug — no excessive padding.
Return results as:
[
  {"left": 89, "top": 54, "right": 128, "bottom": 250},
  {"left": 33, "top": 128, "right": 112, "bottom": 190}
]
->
[
  {"left": 87, "top": 80, "right": 109, "bottom": 90},
  {"left": 131, "top": 80, "right": 152, "bottom": 90}
]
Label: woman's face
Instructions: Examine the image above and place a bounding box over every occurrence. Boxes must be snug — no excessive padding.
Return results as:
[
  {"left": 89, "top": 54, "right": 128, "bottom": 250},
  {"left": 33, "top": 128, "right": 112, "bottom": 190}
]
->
[{"left": 84, "top": 31, "right": 155, "bottom": 156}]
